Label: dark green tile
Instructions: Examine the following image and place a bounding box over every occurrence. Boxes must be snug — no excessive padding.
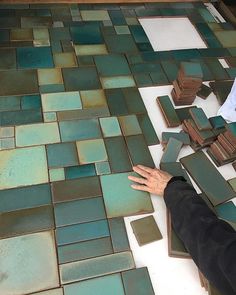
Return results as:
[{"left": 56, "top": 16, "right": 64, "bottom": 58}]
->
[
  {"left": 0, "top": 96, "right": 20, "bottom": 111},
  {"left": 135, "top": 8, "right": 161, "bottom": 17},
  {"left": 0, "top": 205, "right": 54, "bottom": 239},
  {"left": 78, "top": 55, "right": 94, "bottom": 66},
  {"left": 129, "top": 25, "right": 149, "bottom": 43},
  {"left": 206, "top": 37, "right": 223, "bottom": 48},
  {"left": 204, "top": 58, "right": 229, "bottom": 80},
  {"left": 52, "top": 176, "right": 102, "bottom": 203},
  {"left": 161, "top": 138, "right": 183, "bottom": 163},
  {"left": 181, "top": 61, "right": 203, "bottom": 78},
  {"left": 226, "top": 67, "right": 236, "bottom": 79},
  {"left": 195, "top": 60, "right": 214, "bottom": 81},
  {"left": 172, "top": 49, "right": 201, "bottom": 61},
  {"left": 65, "top": 164, "right": 96, "bottom": 179},
  {"left": 126, "top": 53, "right": 143, "bottom": 65},
  {"left": 162, "top": 132, "right": 190, "bottom": 145},
  {"left": 209, "top": 116, "right": 226, "bottom": 130},
  {"left": 225, "top": 56, "right": 236, "bottom": 67},
  {"left": 195, "top": 22, "right": 215, "bottom": 39},
  {"left": 122, "top": 268, "right": 155, "bottom": 295},
  {"left": 70, "top": 24, "right": 103, "bottom": 44},
  {"left": 197, "top": 84, "right": 212, "bottom": 99},
  {"left": 54, "top": 197, "right": 106, "bottom": 227},
  {"left": 180, "top": 151, "right": 236, "bottom": 206},
  {"left": 126, "top": 134, "right": 155, "bottom": 167},
  {"left": 215, "top": 201, "right": 236, "bottom": 223},
  {"left": 104, "top": 34, "right": 138, "bottom": 53},
  {"left": 0, "top": 184, "right": 51, "bottom": 213},
  {"left": 17, "top": 47, "right": 54, "bottom": 69},
  {"left": 108, "top": 10, "right": 126, "bottom": 25},
  {"left": 21, "top": 94, "right": 41, "bottom": 110},
  {"left": 0, "top": 48, "right": 16, "bottom": 69},
  {"left": 134, "top": 73, "right": 153, "bottom": 87},
  {"left": 160, "top": 162, "right": 192, "bottom": 185},
  {"left": 56, "top": 219, "right": 110, "bottom": 246},
  {"left": 137, "top": 113, "right": 160, "bottom": 145},
  {"left": 105, "top": 136, "right": 132, "bottom": 173},
  {"left": 39, "top": 84, "right": 65, "bottom": 94},
  {"left": 63, "top": 67, "right": 101, "bottom": 91},
  {"left": 150, "top": 70, "right": 169, "bottom": 86},
  {"left": 106, "top": 88, "right": 129, "bottom": 116},
  {"left": 190, "top": 107, "right": 212, "bottom": 130},
  {"left": 123, "top": 87, "right": 146, "bottom": 114},
  {"left": 161, "top": 60, "right": 178, "bottom": 82},
  {"left": 198, "top": 48, "right": 230, "bottom": 58},
  {"left": 108, "top": 217, "right": 130, "bottom": 252},
  {"left": 131, "top": 62, "right": 163, "bottom": 74},
  {"left": 0, "top": 29, "right": 10, "bottom": 42},
  {"left": 209, "top": 80, "right": 233, "bottom": 105},
  {"left": 175, "top": 106, "right": 197, "bottom": 123},
  {"left": 158, "top": 51, "right": 173, "bottom": 61},
  {"left": 157, "top": 95, "right": 181, "bottom": 127},
  {"left": 0, "top": 109, "right": 43, "bottom": 126},
  {"left": 21, "top": 16, "right": 52, "bottom": 28}
]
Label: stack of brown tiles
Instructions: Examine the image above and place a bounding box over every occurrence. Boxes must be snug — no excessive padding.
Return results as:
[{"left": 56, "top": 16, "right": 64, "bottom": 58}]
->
[{"left": 171, "top": 62, "right": 203, "bottom": 106}]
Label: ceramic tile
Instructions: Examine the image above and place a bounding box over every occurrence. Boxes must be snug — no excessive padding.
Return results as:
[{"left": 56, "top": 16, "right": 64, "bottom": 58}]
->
[
  {"left": 53, "top": 52, "right": 77, "bottom": 67},
  {"left": 49, "top": 168, "right": 65, "bottom": 182},
  {"left": 52, "top": 176, "right": 101, "bottom": 203},
  {"left": 0, "top": 96, "right": 20, "bottom": 112},
  {"left": 215, "top": 201, "right": 236, "bottom": 223},
  {"left": 16, "top": 122, "right": 60, "bottom": 147},
  {"left": 77, "top": 55, "right": 94, "bottom": 66},
  {"left": 136, "top": 114, "right": 159, "bottom": 145},
  {"left": 118, "top": 115, "right": 142, "bottom": 136},
  {"left": 134, "top": 73, "right": 153, "bottom": 87},
  {"left": 65, "top": 164, "right": 96, "bottom": 179},
  {"left": 123, "top": 87, "right": 146, "bottom": 114},
  {"left": 109, "top": 10, "right": 126, "bottom": 25},
  {"left": 58, "top": 237, "right": 113, "bottom": 264},
  {"left": 101, "top": 76, "right": 136, "bottom": 89},
  {"left": 161, "top": 138, "right": 183, "bottom": 163},
  {"left": 157, "top": 96, "right": 181, "bottom": 127},
  {"left": 74, "top": 44, "right": 108, "bottom": 56},
  {"left": 63, "top": 67, "right": 101, "bottom": 91},
  {"left": 122, "top": 267, "right": 155, "bottom": 295},
  {"left": 126, "top": 135, "right": 155, "bottom": 167},
  {"left": 95, "top": 161, "right": 111, "bottom": 175},
  {"left": 160, "top": 162, "right": 192, "bottom": 185},
  {"left": 115, "top": 25, "right": 130, "bottom": 34},
  {"left": 0, "top": 205, "right": 54, "bottom": 239},
  {"left": 129, "top": 25, "right": 149, "bottom": 43},
  {"left": 0, "top": 109, "right": 43, "bottom": 127},
  {"left": 109, "top": 217, "right": 130, "bottom": 252},
  {"left": 38, "top": 68, "right": 63, "bottom": 85},
  {"left": 63, "top": 273, "right": 125, "bottom": 295},
  {"left": 160, "top": 60, "right": 179, "bottom": 82},
  {"left": 0, "top": 138, "right": 15, "bottom": 150},
  {"left": 21, "top": 94, "right": 41, "bottom": 110},
  {"left": 100, "top": 117, "right": 122, "bottom": 137},
  {"left": 60, "top": 251, "right": 135, "bottom": 284},
  {"left": 44, "top": 112, "right": 57, "bottom": 122},
  {"left": 162, "top": 132, "right": 190, "bottom": 145},
  {"left": 70, "top": 24, "right": 103, "bottom": 45},
  {"left": 105, "top": 89, "right": 129, "bottom": 116},
  {"left": 56, "top": 219, "right": 110, "bottom": 246},
  {"left": 33, "top": 28, "right": 50, "bottom": 40},
  {"left": 54, "top": 196, "right": 106, "bottom": 227},
  {"left": 0, "top": 48, "right": 16, "bottom": 69},
  {"left": 59, "top": 119, "right": 101, "bottom": 142},
  {"left": 81, "top": 10, "right": 110, "bottom": 21},
  {"left": 209, "top": 116, "right": 226, "bottom": 130},
  {"left": 175, "top": 106, "right": 197, "bottom": 123},
  {"left": 21, "top": 16, "right": 52, "bottom": 28},
  {"left": 104, "top": 34, "right": 138, "bottom": 53},
  {"left": 101, "top": 172, "right": 153, "bottom": 218},
  {"left": 204, "top": 58, "right": 229, "bottom": 80},
  {"left": 189, "top": 107, "right": 212, "bottom": 130},
  {"left": 0, "top": 127, "right": 14, "bottom": 138},
  {"left": 42, "top": 92, "right": 82, "bottom": 112},
  {"left": 0, "top": 69, "right": 38, "bottom": 96},
  {"left": 197, "top": 84, "right": 212, "bottom": 99},
  {"left": 125, "top": 17, "right": 139, "bottom": 25},
  {"left": 40, "top": 84, "right": 65, "bottom": 94},
  {"left": 214, "top": 31, "right": 236, "bottom": 48},
  {"left": 80, "top": 89, "right": 107, "bottom": 108},
  {"left": 31, "top": 289, "right": 63, "bottom": 295},
  {"left": 105, "top": 137, "right": 132, "bottom": 173},
  {"left": 0, "top": 231, "right": 59, "bottom": 295},
  {"left": 10, "top": 28, "right": 33, "bottom": 41},
  {"left": 180, "top": 151, "right": 236, "bottom": 205},
  {"left": 0, "top": 146, "right": 48, "bottom": 190},
  {"left": 17, "top": 47, "right": 54, "bottom": 69}
]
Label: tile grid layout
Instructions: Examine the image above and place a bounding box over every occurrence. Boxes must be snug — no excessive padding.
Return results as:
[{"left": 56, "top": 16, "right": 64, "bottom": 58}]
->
[{"left": 0, "top": 2, "right": 236, "bottom": 295}]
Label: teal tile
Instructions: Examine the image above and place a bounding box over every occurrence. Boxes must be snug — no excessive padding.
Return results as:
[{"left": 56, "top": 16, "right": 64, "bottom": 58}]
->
[
  {"left": 215, "top": 201, "right": 236, "bottom": 223},
  {"left": 76, "top": 139, "right": 108, "bottom": 164},
  {"left": 59, "top": 119, "right": 101, "bottom": 142},
  {"left": 134, "top": 73, "right": 153, "bottom": 87},
  {"left": 104, "top": 34, "right": 138, "bottom": 53},
  {"left": 198, "top": 8, "right": 216, "bottom": 22},
  {"left": 101, "top": 75, "right": 135, "bottom": 89},
  {"left": 44, "top": 112, "right": 57, "bottom": 122},
  {"left": 63, "top": 67, "right": 101, "bottom": 91},
  {"left": 16, "top": 122, "right": 60, "bottom": 147},
  {"left": 70, "top": 24, "right": 103, "bottom": 45},
  {"left": 172, "top": 49, "right": 201, "bottom": 61},
  {"left": 100, "top": 117, "right": 122, "bottom": 137},
  {"left": 123, "top": 87, "right": 146, "bottom": 114},
  {"left": 119, "top": 115, "right": 142, "bottom": 136},
  {"left": 64, "top": 274, "right": 125, "bottom": 295},
  {"left": 0, "top": 205, "right": 54, "bottom": 239},
  {"left": 209, "top": 116, "right": 226, "bottom": 130},
  {"left": 21, "top": 95, "right": 41, "bottom": 110},
  {"left": 129, "top": 25, "right": 149, "bottom": 43},
  {"left": 150, "top": 70, "right": 169, "bottom": 86},
  {"left": 126, "top": 135, "right": 155, "bottom": 167},
  {"left": 162, "top": 132, "right": 190, "bottom": 145},
  {"left": 161, "top": 138, "right": 183, "bottom": 163},
  {"left": 157, "top": 95, "right": 180, "bottom": 127},
  {"left": 137, "top": 114, "right": 160, "bottom": 145},
  {"left": 0, "top": 127, "right": 14, "bottom": 138},
  {"left": 0, "top": 146, "right": 48, "bottom": 190},
  {"left": 77, "top": 55, "right": 94, "bottom": 66},
  {"left": 0, "top": 48, "right": 16, "bottom": 69},
  {"left": 95, "top": 161, "right": 111, "bottom": 175},
  {"left": 190, "top": 107, "right": 212, "bottom": 130},
  {"left": 49, "top": 168, "right": 65, "bottom": 182},
  {"left": 60, "top": 251, "right": 135, "bottom": 284},
  {"left": 54, "top": 197, "right": 106, "bottom": 227},
  {"left": 161, "top": 60, "right": 178, "bottom": 82},
  {"left": 106, "top": 89, "right": 129, "bottom": 116},
  {"left": 175, "top": 106, "right": 197, "bottom": 123},
  {"left": 49, "top": 27, "right": 70, "bottom": 41},
  {"left": 65, "top": 164, "right": 96, "bottom": 179},
  {"left": 109, "top": 218, "right": 130, "bottom": 252},
  {"left": 40, "top": 84, "right": 65, "bottom": 94},
  {"left": 0, "top": 96, "right": 20, "bottom": 111},
  {"left": 56, "top": 219, "right": 110, "bottom": 246},
  {"left": 95, "top": 54, "right": 131, "bottom": 77},
  {"left": 122, "top": 267, "right": 155, "bottom": 295},
  {"left": 17, "top": 47, "right": 54, "bottom": 69},
  {"left": 105, "top": 137, "right": 132, "bottom": 173},
  {"left": 42, "top": 92, "right": 82, "bottom": 112},
  {"left": 109, "top": 10, "right": 126, "bottom": 25},
  {"left": 101, "top": 172, "right": 153, "bottom": 218},
  {"left": 181, "top": 61, "right": 203, "bottom": 78},
  {"left": 0, "top": 231, "right": 59, "bottom": 295},
  {"left": 58, "top": 237, "right": 113, "bottom": 264},
  {"left": 0, "top": 184, "right": 51, "bottom": 213},
  {"left": 226, "top": 67, "right": 236, "bottom": 79},
  {"left": 46, "top": 142, "right": 78, "bottom": 168},
  {"left": 0, "top": 109, "right": 43, "bottom": 127}
]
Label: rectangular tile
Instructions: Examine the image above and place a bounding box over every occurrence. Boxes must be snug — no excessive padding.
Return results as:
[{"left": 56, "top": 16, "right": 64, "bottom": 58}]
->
[
  {"left": 161, "top": 138, "right": 183, "bottom": 163},
  {"left": 70, "top": 24, "right": 103, "bottom": 45},
  {"left": 123, "top": 87, "right": 146, "bottom": 114},
  {"left": 31, "top": 289, "right": 63, "bottom": 295},
  {"left": 80, "top": 89, "right": 107, "bottom": 109},
  {"left": 16, "top": 122, "right": 60, "bottom": 147},
  {"left": 108, "top": 217, "right": 130, "bottom": 252},
  {"left": 74, "top": 44, "right": 108, "bottom": 56},
  {"left": 54, "top": 197, "right": 106, "bottom": 227},
  {"left": 42, "top": 92, "right": 82, "bottom": 112},
  {"left": 52, "top": 176, "right": 101, "bottom": 203},
  {"left": 0, "top": 48, "right": 16, "bottom": 69},
  {"left": 100, "top": 76, "right": 136, "bottom": 89},
  {"left": 162, "top": 132, "right": 190, "bottom": 145},
  {"left": 56, "top": 219, "right": 110, "bottom": 246},
  {"left": 214, "top": 30, "right": 236, "bottom": 48},
  {"left": 57, "top": 107, "right": 110, "bottom": 121},
  {"left": 65, "top": 164, "right": 96, "bottom": 179},
  {"left": 0, "top": 96, "right": 20, "bottom": 112},
  {"left": 0, "top": 109, "right": 43, "bottom": 127},
  {"left": 175, "top": 106, "right": 197, "bottom": 123},
  {"left": 95, "top": 161, "right": 111, "bottom": 175},
  {"left": 157, "top": 96, "right": 181, "bottom": 127},
  {"left": 118, "top": 115, "right": 142, "bottom": 136},
  {"left": 60, "top": 251, "right": 135, "bottom": 284},
  {"left": 215, "top": 201, "right": 236, "bottom": 223},
  {"left": 21, "top": 94, "right": 41, "bottom": 110},
  {"left": 105, "top": 89, "right": 129, "bottom": 116},
  {"left": 189, "top": 107, "right": 212, "bottom": 130},
  {"left": 180, "top": 151, "right": 236, "bottom": 205},
  {"left": 137, "top": 113, "right": 160, "bottom": 145}
]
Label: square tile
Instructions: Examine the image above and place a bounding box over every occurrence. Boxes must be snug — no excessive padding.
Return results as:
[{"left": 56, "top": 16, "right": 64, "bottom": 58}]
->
[
  {"left": 70, "top": 24, "right": 103, "bottom": 45},
  {"left": 81, "top": 89, "right": 107, "bottom": 108},
  {"left": 101, "top": 172, "right": 153, "bottom": 218},
  {"left": 100, "top": 117, "right": 122, "bottom": 137},
  {"left": 109, "top": 217, "right": 130, "bottom": 252},
  {"left": 53, "top": 52, "right": 77, "bottom": 68},
  {"left": 42, "top": 92, "right": 82, "bottom": 112},
  {"left": 44, "top": 112, "right": 57, "bottom": 122},
  {"left": 38, "top": 68, "right": 63, "bottom": 85},
  {"left": 76, "top": 139, "right": 108, "bottom": 164},
  {"left": 10, "top": 28, "right": 33, "bottom": 41},
  {"left": 21, "top": 94, "right": 41, "bottom": 110},
  {"left": 95, "top": 161, "right": 111, "bottom": 175},
  {"left": 118, "top": 115, "right": 142, "bottom": 136},
  {"left": 33, "top": 28, "right": 50, "bottom": 40},
  {"left": 0, "top": 127, "right": 14, "bottom": 138},
  {"left": 0, "top": 231, "right": 59, "bottom": 295},
  {"left": 65, "top": 164, "right": 96, "bottom": 179}
]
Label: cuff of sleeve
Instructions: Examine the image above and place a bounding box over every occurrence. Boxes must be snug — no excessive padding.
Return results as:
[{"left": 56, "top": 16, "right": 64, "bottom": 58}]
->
[{"left": 167, "top": 176, "right": 186, "bottom": 186}]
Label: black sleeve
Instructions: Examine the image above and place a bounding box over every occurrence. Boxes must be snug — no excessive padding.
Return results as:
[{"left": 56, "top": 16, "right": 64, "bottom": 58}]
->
[{"left": 164, "top": 179, "right": 236, "bottom": 295}]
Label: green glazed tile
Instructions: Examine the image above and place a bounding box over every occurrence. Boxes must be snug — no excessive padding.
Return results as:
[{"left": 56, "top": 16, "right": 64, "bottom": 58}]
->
[
  {"left": 161, "top": 138, "right": 183, "bottom": 163},
  {"left": 0, "top": 48, "right": 16, "bottom": 69},
  {"left": 49, "top": 168, "right": 65, "bottom": 182},
  {"left": 42, "top": 92, "right": 82, "bottom": 112},
  {"left": 190, "top": 107, "right": 212, "bottom": 130},
  {"left": 125, "top": 17, "right": 139, "bottom": 25},
  {"left": 16, "top": 122, "right": 60, "bottom": 147},
  {"left": 0, "top": 29, "right": 10, "bottom": 42},
  {"left": 63, "top": 67, "right": 101, "bottom": 91},
  {"left": 175, "top": 106, "right": 197, "bottom": 123},
  {"left": 214, "top": 31, "right": 236, "bottom": 48},
  {"left": 118, "top": 115, "right": 141, "bottom": 136},
  {"left": 161, "top": 60, "right": 178, "bottom": 82},
  {"left": 228, "top": 177, "right": 236, "bottom": 192},
  {"left": 44, "top": 112, "right": 57, "bottom": 122},
  {"left": 65, "top": 164, "right": 96, "bottom": 179},
  {"left": 109, "top": 10, "right": 126, "bottom": 25},
  {"left": 195, "top": 22, "right": 215, "bottom": 39},
  {"left": 198, "top": 48, "right": 229, "bottom": 58},
  {"left": 126, "top": 134, "right": 155, "bottom": 167},
  {"left": 77, "top": 139, "right": 107, "bottom": 164},
  {"left": 52, "top": 176, "right": 101, "bottom": 203},
  {"left": 181, "top": 61, "right": 203, "bottom": 78},
  {"left": 109, "top": 217, "right": 130, "bottom": 252},
  {"left": 134, "top": 73, "right": 153, "bottom": 87},
  {"left": 226, "top": 67, "right": 236, "bottom": 79},
  {"left": 0, "top": 96, "right": 20, "bottom": 111},
  {"left": 123, "top": 87, "right": 146, "bottom": 114},
  {"left": 131, "top": 215, "right": 162, "bottom": 246},
  {"left": 77, "top": 55, "right": 94, "bottom": 66},
  {"left": 0, "top": 138, "right": 15, "bottom": 150},
  {"left": 209, "top": 116, "right": 226, "bottom": 130},
  {"left": 101, "top": 76, "right": 135, "bottom": 89},
  {"left": 60, "top": 251, "right": 135, "bottom": 284},
  {"left": 59, "top": 119, "right": 101, "bottom": 142},
  {"left": 80, "top": 89, "right": 107, "bottom": 108},
  {"left": 105, "top": 137, "right": 132, "bottom": 173},
  {"left": 104, "top": 34, "right": 138, "bottom": 53},
  {"left": 129, "top": 25, "right": 149, "bottom": 43},
  {"left": 81, "top": 10, "right": 110, "bottom": 21},
  {"left": 197, "top": 84, "right": 212, "bottom": 99},
  {"left": 95, "top": 161, "right": 111, "bottom": 175},
  {"left": 53, "top": 52, "right": 77, "bottom": 68},
  {"left": 160, "top": 162, "right": 192, "bottom": 185},
  {"left": 74, "top": 44, "right": 108, "bottom": 56},
  {"left": 37, "top": 68, "right": 63, "bottom": 85},
  {"left": 150, "top": 70, "right": 169, "bottom": 86},
  {"left": 101, "top": 172, "right": 153, "bottom": 218},
  {"left": 157, "top": 96, "right": 181, "bottom": 127},
  {"left": 0, "top": 231, "right": 59, "bottom": 295},
  {"left": 122, "top": 267, "right": 155, "bottom": 295},
  {"left": 115, "top": 25, "right": 130, "bottom": 34},
  {"left": 17, "top": 47, "right": 54, "bottom": 69},
  {"left": 180, "top": 151, "right": 236, "bottom": 206},
  {"left": 105, "top": 89, "right": 129, "bottom": 116},
  {"left": 64, "top": 273, "right": 125, "bottom": 295},
  {"left": 100, "top": 117, "right": 122, "bottom": 137},
  {"left": 226, "top": 122, "right": 236, "bottom": 137},
  {"left": 162, "top": 132, "right": 190, "bottom": 145},
  {"left": 49, "top": 27, "right": 70, "bottom": 41},
  {"left": 95, "top": 54, "right": 131, "bottom": 77},
  {"left": 40, "top": 84, "right": 65, "bottom": 94},
  {"left": 131, "top": 62, "right": 163, "bottom": 74},
  {"left": 54, "top": 197, "right": 106, "bottom": 227},
  {"left": 0, "top": 146, "right": 48, "bottom": 190},
  {"left": 0, "top": 69, "right": 38, "bottom": 96},
  {"left": 21, "top": 95, "right": 41, "bottom": 110},
  {"left": 33, "top": 28, "right": 49, "bottom": 40},
  {"left": 0, "top": 109, "right": 43, "bottom": 127},
  {"left": 46, "top": 142, "right": 78, "bottom": 168},
  {"left": 137, "top": 114, "right": 159, "bottom": 145},
  {"left": 10, "top": 28, "right": 33, "bottom": 41},
  {"left": 0, "top": 205, "right": 54, "bottom": 239},
  {"left": 21, "top": 16, "right": 52, "bottom": 28},
  {"left": 58, "top": 237, "right": 113, "bottom": 264},
  {"left": 215, "top": 201, "right": 236, "bottom": 223},
  {"left": 0, "top": 127, "right": 14, "bottom": 138},
  {"left": 32, "top": 288, "right": 63, "bottom": 295},
  {"left": 172, "top": 49, "right": 201, "bottom": 61},
  {"left": 56, "top": 219, "right": 110, "bottom": 246},
  {"left": 70, "top": 24, "right": 103, "bottom": 45},
  {"left": 204, "top": 58, "right": 229, "bottom": 80},
  {"left": 209, "top": 80, "right": 234, "bottom": 105}
]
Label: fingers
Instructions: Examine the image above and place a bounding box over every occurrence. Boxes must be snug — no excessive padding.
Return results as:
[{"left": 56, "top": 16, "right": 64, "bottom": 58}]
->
[
  {"left": 128, "top": 175, "right": 148, "bottom": 185},
  {"left": 131, "top": 184, "right": 151, "bottom": 193},
  {"left": 136, "top": 165, "right": 154, "bottom": 174},
  {"left": 132, "top": 166, "right": 150, "bottom": 178}
]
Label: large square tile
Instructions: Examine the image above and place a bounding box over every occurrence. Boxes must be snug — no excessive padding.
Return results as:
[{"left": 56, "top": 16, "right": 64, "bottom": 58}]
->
[{"left": 70, "top": 24, "right": 103, "bottom": 45}]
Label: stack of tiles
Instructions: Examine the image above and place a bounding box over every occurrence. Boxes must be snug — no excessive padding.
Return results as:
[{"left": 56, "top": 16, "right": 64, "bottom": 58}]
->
[{"left": 171, "top": 62, "right": 203, "bottom": 106}]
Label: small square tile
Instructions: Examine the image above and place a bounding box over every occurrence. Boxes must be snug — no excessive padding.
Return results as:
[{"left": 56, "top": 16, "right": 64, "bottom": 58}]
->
[
  {"left": 49, "top": 168, "right": 65, "bottom": 182},
  {"left": 53, "top": 52, "right": 77, "bottom": 68},
  {"left": 21, "top": 94, "right": 41, "bottom": 110},
  {"left": 114, "top": 25, "right": 130, "bottom": 35},
  {"left": 33, "top": 28, "right": 49, "bottom": 40},
  {"left": 81, "top": 89, "right": 107, "bottom": 108},
  {"left": 118, "top": 115, "right": 142, "bottom": 136},
  {"left": 104, "top": 34, "right": 138, "bottom": 53},
  {"left": 95, "top": 161, "right": 111, "bottom": 175},
  {"left": 76, "top": 139, "right": 107, "bottom": 164},
  {"left": 44, "top": 112, "right": 57, "bottom": 122},
  {"left": 38, "top": 68, "right": 63, "bottom": 85}
]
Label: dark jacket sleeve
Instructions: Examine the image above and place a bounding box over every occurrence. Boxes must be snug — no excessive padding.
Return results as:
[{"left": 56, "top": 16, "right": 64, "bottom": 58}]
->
[{"left": 164, "top": 179, "right": 236, "bottom": 295}]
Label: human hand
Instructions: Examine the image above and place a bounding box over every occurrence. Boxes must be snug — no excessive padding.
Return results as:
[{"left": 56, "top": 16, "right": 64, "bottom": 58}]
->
[{"left": 128, "top": 165, "right": 172, "bottom": 196}]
